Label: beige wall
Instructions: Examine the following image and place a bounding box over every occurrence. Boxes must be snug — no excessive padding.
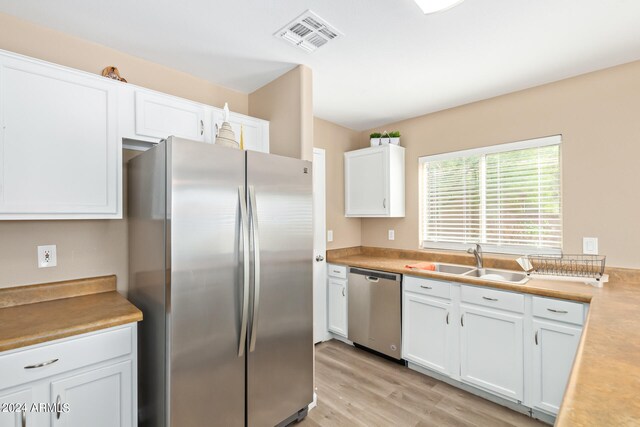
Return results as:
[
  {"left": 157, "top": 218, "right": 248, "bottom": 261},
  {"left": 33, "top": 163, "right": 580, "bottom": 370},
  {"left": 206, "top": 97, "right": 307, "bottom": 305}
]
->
[
  {"left": 249, "top": 65, "right": 314, "bottom": 161},
  {"left": 313, "top": 118, "right": 363, "bottom": 250},
  {"left": 0, "top": 13, "right": 248, "bottom": 113},
  {"left": 361, "top": 60, "right": 640, "bottom": 268}
]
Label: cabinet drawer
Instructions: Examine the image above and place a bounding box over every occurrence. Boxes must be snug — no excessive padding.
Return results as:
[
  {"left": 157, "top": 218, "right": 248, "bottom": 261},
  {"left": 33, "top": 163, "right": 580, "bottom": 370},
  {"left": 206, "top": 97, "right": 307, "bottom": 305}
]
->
[
  {"left": 328, "top": 264, "right": 347, "bottom": 279},
  {"left": 461, "top": 285, "right": 524, "bottom": 313},
  {"left": 533, "top": 297, "right": 584, "bottom": 325},
  {"left": 0, "top": 325, "right": 133, "bottom": 391},
  {"left": 404, "top": 276, "right": 451, "bottom": 300}
]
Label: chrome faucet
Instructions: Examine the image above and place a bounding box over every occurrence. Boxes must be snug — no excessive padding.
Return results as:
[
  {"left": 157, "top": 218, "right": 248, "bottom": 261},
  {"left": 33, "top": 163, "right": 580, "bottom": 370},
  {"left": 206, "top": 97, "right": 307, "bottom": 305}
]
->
[{"left": 467, "top": 243, "right": 483, "bottom": 269}]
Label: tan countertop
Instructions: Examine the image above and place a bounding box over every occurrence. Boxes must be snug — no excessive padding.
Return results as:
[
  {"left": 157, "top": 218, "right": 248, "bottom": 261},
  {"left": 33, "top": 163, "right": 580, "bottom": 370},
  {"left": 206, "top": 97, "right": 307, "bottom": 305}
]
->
[
  {"left": 0, "top": 275, "right": 143, "bottom": 352},
  {"left": 328, "top": 247, "right": 640, "bottom": 427}
]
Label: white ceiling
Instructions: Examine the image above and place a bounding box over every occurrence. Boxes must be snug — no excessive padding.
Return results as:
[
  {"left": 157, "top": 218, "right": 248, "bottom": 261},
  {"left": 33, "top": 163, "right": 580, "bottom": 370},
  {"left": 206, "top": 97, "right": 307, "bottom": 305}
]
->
[{"left": 1, "top": 0, "right": 640, "bottom": 130}]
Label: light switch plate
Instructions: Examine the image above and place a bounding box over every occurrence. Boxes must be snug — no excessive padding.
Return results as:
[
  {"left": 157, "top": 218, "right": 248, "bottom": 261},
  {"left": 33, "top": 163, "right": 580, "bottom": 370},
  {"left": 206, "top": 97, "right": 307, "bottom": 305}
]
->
[
  {"left": 38, "top": 245, "right": 57, "bottom": 268},
  {"left": 327, "top": 230, "right": 333, "bottom": 243},
  {"left": 388, "top": 230, "right": 395, "bottom": 241},
  {"left": 583, "top": 237, "right": 598, "bottom": 255}
]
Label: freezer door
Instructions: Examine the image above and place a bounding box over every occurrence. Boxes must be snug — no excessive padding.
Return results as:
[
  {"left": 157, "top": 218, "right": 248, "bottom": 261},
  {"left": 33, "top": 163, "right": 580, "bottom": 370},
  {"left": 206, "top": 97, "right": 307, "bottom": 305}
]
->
[
  {"left": 168, "top": 139, "right": 247, "bottom": 427},
  {"left": 246, "top": 151, "right": 314, "bottom": 427}
]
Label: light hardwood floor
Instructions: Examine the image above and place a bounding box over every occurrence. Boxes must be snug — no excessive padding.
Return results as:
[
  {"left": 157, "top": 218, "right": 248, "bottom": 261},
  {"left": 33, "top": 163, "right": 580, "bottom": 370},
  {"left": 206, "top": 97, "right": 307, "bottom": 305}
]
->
[{"left": 299, "top": 340, "right": 545, "bottom": 427}]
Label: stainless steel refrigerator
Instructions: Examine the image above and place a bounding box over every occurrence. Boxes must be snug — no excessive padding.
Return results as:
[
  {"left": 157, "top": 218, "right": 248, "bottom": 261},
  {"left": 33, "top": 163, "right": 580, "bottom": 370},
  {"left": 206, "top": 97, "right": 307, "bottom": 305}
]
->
[{"left": 128, "top": 136, "right": 313, "bottom": 427}]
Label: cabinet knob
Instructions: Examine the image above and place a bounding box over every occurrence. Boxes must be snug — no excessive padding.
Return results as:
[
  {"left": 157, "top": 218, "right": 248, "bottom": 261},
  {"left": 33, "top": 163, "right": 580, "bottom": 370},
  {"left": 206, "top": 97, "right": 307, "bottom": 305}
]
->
[{"left": 315, "top": 255, "right": 325, "bottom": 262}]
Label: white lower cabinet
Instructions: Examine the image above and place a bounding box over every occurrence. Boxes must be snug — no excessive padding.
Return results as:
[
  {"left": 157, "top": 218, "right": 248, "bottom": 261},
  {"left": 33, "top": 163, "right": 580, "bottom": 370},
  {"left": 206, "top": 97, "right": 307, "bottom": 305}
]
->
[
  {"left": 0, "top": 324, "right": 137, "bottom": 427},
  {"left": 531, "top": 319, "right": 582, "bottom": 414},
  {"left": 50, "top": 361, "right": 132, "bottom": 427},
  {"left": 459, "top": 304, "right": 524, "bottom": 401},
  {"left": 402, "top": 292, "right": 452, "bottom": 376},
  {"left": 0, "top": 386, "right": 39, "bottom": 427},
  {"left": 327, "top": 277, "right": 347, "bottom": 337},
  {"left": 402, "top": 275, "right": 586, "bottom": 419}
]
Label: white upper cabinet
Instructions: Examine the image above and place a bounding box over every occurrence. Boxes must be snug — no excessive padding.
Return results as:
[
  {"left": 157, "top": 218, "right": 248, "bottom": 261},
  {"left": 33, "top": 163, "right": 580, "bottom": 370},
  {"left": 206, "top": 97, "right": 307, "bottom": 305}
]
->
[
  {"left": 133, "top": 90, "right": 208, "bottom": 142},
  {"left": 212, "top": 109, "right": 269, "bottom": 153},
  {"left": 0, "top": 52, "right": 121, "bottom": 219},
  {"left": 344, "top": 145, "right": 405, "bottom": 217}
]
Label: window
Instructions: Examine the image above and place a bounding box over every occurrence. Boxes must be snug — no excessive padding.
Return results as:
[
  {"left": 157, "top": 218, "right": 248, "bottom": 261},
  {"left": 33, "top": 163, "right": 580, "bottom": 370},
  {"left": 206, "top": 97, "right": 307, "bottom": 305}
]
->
[{"left": 419, "top": 136, "right": 562, "bottom": 254}]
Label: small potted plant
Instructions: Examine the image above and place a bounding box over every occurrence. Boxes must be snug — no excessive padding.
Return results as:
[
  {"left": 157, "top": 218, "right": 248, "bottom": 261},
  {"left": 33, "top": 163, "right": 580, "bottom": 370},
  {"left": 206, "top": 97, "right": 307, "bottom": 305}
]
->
[
  {"left": 389, "top": 131, "right": 401, "bottom": 145},
  {"left": 380, "top": 131, "right": 390, "bottom": 145},
  {"left": 370, "top": 132, "right": 381, "bottom": 146}
]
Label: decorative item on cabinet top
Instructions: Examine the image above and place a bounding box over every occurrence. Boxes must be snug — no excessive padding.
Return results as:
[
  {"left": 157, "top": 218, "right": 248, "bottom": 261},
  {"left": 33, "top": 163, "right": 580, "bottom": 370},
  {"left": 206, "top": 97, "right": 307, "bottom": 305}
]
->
[
  {"left": 370, "top": 131, "right": 401, "bottom": 146},
  {"left": 101, "top": 66, "right": 127, "bottom": 82},
  {"left": 214, "top": 102, "right": 240, "bottom": 149}
]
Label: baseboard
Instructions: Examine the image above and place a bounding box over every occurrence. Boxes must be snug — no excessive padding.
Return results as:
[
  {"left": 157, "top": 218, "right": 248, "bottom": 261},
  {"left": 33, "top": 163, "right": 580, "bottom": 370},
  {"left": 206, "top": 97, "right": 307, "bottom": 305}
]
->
[
  {"left": 308, "top": 392, "right": 317, "bottom": 411},
  {"left": 327, "top": 333, "right": 353, "bottom": 346},
  {"left": 407, "top": 362, "right": 555, "bottom": 425}
]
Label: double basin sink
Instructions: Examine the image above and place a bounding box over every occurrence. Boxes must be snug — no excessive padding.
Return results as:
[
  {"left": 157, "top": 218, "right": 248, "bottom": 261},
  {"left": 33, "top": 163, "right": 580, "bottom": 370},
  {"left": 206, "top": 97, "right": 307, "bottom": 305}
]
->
[{"left": 430, "top": 263, "right": 529, "bottom": 284}]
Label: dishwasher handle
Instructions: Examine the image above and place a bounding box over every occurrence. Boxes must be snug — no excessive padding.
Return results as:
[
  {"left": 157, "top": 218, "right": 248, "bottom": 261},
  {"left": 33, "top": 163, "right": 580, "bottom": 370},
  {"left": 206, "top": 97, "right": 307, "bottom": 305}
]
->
[
  {"left": 365, "top": 276, "right": 379, "bottom": 283},
  {"left": 349, "top": 267, "right": 400, "bottom": 282}
]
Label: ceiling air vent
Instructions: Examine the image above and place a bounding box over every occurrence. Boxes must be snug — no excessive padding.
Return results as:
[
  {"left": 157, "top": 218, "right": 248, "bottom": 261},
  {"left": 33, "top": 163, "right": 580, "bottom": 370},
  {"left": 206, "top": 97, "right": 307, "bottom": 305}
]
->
[{"left": 275, "top": 10, "right": 342, "bottom": 53}]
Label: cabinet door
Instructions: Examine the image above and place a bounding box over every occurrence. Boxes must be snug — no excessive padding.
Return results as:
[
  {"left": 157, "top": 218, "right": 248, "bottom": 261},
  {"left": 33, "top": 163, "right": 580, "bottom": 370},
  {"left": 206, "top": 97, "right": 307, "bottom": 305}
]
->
[
  {"left": 0, "top": 388, "right": 32, "bottom": 427},
  {"left": 0, "top": 383, "right": 48, "bottom": 427},
  {"left": 0, "top": 55, "right": 120, "bottom": 219},
  {"left": 212, "top": 109, "right": 269, "bottom": 153},
  {"left": 345, "top": 147, "right": 388, "bottom": 216},
  {"left": 50, "top": 361, "right": 132, "bottom": 427},
  {"left": 135, "top": 90, "right": 206, "bottom": 142},
  {"left": 532, "top": 319, "right": 582, "bottom": 414},
  {"left": 327, "top": 278, "right": 347, "bottom": 337},
  {"left": 402, "top": 292, "right": 452, "bottom": 376},
  {"left": 460, "top": 305, "right": 524, "bottom": 401}
]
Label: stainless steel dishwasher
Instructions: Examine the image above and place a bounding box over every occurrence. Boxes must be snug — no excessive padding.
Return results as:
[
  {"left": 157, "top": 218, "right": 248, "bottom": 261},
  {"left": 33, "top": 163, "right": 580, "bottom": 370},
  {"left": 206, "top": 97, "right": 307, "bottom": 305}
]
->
[{"left": 348, "top": 267, "right": 402, "bottom": 360}]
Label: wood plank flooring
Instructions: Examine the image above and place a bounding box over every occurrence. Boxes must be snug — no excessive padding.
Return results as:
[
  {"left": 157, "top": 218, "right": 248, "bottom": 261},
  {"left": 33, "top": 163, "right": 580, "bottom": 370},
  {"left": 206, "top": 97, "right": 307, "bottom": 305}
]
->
[{"left": 299, "top": 340, "right": 545, "bottom": 427}]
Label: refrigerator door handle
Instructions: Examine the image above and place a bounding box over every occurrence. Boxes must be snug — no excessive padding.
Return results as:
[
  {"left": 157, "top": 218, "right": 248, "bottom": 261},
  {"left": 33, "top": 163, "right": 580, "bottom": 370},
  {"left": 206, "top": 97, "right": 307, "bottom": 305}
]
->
[
  {"left": 238, "top": 186, "right": 250, "bottom": 357},
  {"left": 249, "top": 185, "right": 261, "bottom": 353}
]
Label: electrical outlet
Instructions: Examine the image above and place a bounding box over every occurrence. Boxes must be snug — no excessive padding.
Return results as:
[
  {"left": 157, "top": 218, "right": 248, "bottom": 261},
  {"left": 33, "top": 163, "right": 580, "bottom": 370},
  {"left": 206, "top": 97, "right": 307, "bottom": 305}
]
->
[
  {"left": 583, "top": 237, "right": 598, "bottom": 255},
  {"left": 327, "top": 230, "right": 334, "bottom": 243},
  {"left": 388, "top": 230, "right": 395, "bottom": 241},
  {"left": 38, "top": 245, "right": 57, "bottom": 268}
]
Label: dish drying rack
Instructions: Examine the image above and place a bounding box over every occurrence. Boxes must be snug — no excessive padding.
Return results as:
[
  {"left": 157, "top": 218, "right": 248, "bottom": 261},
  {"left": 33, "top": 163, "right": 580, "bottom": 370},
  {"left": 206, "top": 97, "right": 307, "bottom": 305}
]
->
[{"left": 519, "top": 254, "right": 608, "bottom": 287}]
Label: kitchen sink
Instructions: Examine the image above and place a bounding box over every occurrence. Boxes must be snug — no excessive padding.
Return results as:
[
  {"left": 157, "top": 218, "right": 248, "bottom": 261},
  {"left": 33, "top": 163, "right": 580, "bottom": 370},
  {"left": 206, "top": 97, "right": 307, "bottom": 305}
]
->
[
  {"left": 463, "top": 268, "right": 529, "bottom": 284},
  {"left": 433, "top": 263, "right": 476, "bottom": 275}
]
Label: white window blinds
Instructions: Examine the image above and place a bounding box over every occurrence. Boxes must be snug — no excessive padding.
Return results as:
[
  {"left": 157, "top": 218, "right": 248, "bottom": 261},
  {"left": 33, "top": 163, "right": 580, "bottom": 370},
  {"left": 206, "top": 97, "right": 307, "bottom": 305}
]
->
[{"left": 420, "top": 136, "right": 562, "bottom": 254}]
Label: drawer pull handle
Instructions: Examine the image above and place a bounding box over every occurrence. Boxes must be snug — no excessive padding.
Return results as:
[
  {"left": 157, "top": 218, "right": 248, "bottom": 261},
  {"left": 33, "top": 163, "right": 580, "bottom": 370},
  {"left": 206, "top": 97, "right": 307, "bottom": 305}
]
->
[
  {"left": 24, "top": 358, "right": 59, "bottom": 369},
  {"left": 420, "top": 285, "right": 432, "bottom": 289},
  {"left": 547, "top": 308, "right": 568, "bottom": 314},
  {"left": 332, "top": 270, "right": 341, "bottom": 274},
  {"left": 56, "top": 395, "right": 62, "bottom": 420},
  {"left": 21, "top": 409, "right": 26, "bottom": 427},
  {"left": 482, "top": 296, "right": 498, "bottom": 301},
  {"left": 535, "top": 330, "right": 539, "bottom": 345}
]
